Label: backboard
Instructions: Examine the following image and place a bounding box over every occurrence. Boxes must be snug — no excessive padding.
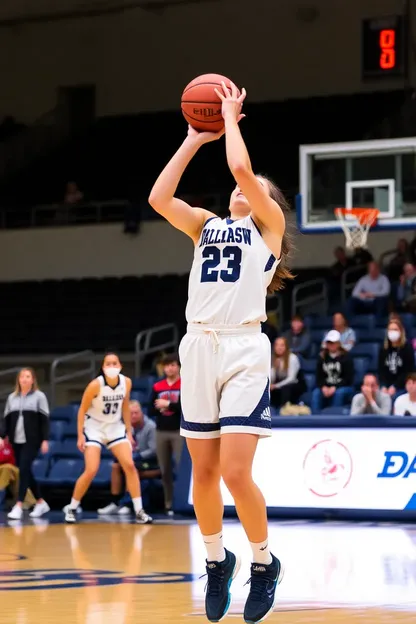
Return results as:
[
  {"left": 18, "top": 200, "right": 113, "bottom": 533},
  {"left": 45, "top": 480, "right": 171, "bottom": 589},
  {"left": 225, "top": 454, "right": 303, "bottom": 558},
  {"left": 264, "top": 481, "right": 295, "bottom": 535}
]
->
[{"left": 297, "top": 137, "right": 416, "bottom": 233}]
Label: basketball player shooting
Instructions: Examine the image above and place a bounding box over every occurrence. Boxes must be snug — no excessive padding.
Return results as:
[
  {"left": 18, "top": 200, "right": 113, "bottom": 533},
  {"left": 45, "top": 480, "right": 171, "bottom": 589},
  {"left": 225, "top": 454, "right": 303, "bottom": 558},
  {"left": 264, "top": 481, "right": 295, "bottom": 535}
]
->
[{"left": 149, "top": 81, "right": 292, "bottom": 623}]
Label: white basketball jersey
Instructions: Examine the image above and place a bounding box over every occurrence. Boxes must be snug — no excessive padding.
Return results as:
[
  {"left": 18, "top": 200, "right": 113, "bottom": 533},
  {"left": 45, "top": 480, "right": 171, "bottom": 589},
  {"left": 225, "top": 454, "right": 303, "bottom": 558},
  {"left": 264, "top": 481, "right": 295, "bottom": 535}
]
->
[
  {"left": 87, "top": 374, "right": 127, "bottom": 424},
  {"left": 186, "top": 216, "right": 279, "bottom": 325}
]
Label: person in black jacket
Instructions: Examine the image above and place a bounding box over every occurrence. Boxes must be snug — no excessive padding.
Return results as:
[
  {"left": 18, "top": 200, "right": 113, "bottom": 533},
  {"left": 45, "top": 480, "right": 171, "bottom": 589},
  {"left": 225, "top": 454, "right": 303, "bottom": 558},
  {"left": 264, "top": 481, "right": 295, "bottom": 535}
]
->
[
  {"left": 378, "top": 319, "right": 415, "bottom": 400},
  {"left": 311, "top": 330, "right": 354, "bottom": 414},
  {"left": 148, "top": 353, "right": 182, "bottom": 515},
  {"left": 0, "top": 368, "right": 50, "bottom": 520}
]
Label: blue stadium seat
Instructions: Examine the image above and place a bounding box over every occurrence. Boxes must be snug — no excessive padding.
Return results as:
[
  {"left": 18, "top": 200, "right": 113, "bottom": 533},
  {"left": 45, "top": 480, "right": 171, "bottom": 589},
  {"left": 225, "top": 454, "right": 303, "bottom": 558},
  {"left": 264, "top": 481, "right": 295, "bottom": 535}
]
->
[
  {"left": 50, "top": 405, "right": 78, "bottom": 422},
  {"left": 92, "top": 459, "right": 113, "bottom": 487},
  {"left": 60, "top": 439, "right": 83, "bottom": 459},
  {"left": 304, "top": 316, "right": 334, "bottom": 330},
  {"left": 320, "top": 406, "right": 350, "bottom": 416},
  {"left": 304, "top": 374, "right": 316, "bottom": 391},
  {"left": 359, "top": 328, "right": 385, "bottom": 343},
  {"left": 132, "top": 376, "right": 155, "bottom": 392},
  {"left": 64, "top": 418, "right": 79, "bottom": 437},
  {"left": 40, "top": 440, "right": 62, "bottom": 459},
  {"left": 49, "top": 421, "right": 66, "bottom": 442},
  {"left": 45, "top": 459, "right": 84, "bottom": 486},
  {"left": 130, "top": 390, "right": 148, "bottom": 406},
  {"left": 32, "top": 459, "right": 48, "bottom": 480},
  {"left": 348, "top": 315, "right": 375, "bottom": 330},
  {"left": 353, "top": 357, "right": 370, "bottom": 387},
  {"left": 351, "top": 343, "right": 379, "bottom": 371},
  {"left": 310, "top": 329, "right": 325, "bottom": 345},
  {"left": 300, "top": 358, "right": 317, "bottom": 373}
]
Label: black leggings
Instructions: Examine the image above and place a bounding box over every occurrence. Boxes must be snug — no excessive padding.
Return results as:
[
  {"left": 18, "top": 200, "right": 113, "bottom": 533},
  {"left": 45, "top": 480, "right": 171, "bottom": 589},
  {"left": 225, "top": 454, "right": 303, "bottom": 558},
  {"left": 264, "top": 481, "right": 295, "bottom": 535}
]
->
[
  {"left": 270, "top": 382, "right": 305, "bottom": 409},
  {"left": 12, "top": 443, "right": 41, "bottom": 503}
]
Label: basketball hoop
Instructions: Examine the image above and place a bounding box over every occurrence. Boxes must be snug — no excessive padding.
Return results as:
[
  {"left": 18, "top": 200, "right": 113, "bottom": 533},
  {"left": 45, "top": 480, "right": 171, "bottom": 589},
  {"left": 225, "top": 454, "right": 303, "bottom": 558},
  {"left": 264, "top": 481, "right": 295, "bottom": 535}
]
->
[{"left": 334, "top": 208, "right": 379, "bottom": 250}]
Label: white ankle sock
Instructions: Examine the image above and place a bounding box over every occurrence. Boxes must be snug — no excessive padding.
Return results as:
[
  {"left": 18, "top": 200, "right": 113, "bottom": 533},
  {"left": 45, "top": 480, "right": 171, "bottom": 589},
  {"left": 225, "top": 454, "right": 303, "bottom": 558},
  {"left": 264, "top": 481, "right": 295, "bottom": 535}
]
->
[
  {"left": 70, "top": 498, "right": 80, "bottom": 510},
  {"left": 250, "top": 539, "right": 272, "bottom": 565},
  {"left": 132, "top": 497, "right": 143, "bottom": 513},
  {"left": 203, "top": 530, "right": 226, "bottom": 563}
]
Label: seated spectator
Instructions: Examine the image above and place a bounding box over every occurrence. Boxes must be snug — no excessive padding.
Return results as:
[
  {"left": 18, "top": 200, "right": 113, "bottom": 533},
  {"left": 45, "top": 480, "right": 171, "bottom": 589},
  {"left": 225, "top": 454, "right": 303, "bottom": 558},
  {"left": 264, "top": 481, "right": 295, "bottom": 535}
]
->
[
  {"left": 378, "top": 319, "right": 415, "bottom": 399},
  {"left": 394, "top": 373, "right": 416, "bottom": 416},
  {"left": 350, "top": 374, "right": 392, "bottom": 416},
  {"left": 0, "top": 438, "right": 36, "bottom": 511},
  {"left": 283, "top": 314, "right": 311, "bottom": 357},
  {"left": 311, "top": 330, "right": 354, "bottom": 414},
  {"left": 348, "top": 261, "right": 390, "bottom": 318},
  {"left": 270, "top": 337, "right": 307, "bottom": 409},
  {"left": 97, "top": 400, "right": 157, "bottom": 516},
  {"left": 386, "top": 238, "right": 410, "bottom": 281},
  {"left": 397, "top": 263, "right": 416, "bottom": 312},
  {"left": 322, "top": 312, "right": 356, "bottom": 352}
]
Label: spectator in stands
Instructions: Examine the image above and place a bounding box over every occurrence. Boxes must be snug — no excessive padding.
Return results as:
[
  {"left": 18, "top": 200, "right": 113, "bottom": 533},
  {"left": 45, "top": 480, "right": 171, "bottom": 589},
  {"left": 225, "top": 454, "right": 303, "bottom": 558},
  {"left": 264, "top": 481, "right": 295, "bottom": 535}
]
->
[
  {"left": 322, "top": 313, "right": 356, "bottom": 351},
  {"left": 270, "top": 337, "right": 307, "bottom": 409},
  {"left": 149, "top": 353, "right": 182, "bottom": 516},
  {"left": 64, "top": 181, "right": 84, "bottom": 205},
  {"left": 283, "top": 314, "right": 311, "bottom": 357},
  {"left": 394, "top": 373, "right": 416, "bottom": 416},
  {"left": 97, "top": 400, "right": 157, "bottom": 516},
  {"left": 330, "top": 246, "right": 352, "bottom": 279},
  {"left": 386, "top": 238, "right": 410, "bottom": 281},
  {"left": 397, "top": 263, "right": 416, "bottom": 312},
  {"left": 348, "top": 261, "right": 390, "bottom": 318},
  {"left": 352, "top": 247, "right": 373, "bottom": 266},
  {"left": 0, "top": 438, "right": 36, "bottom": 511},
  {"left": 0, "top": 368, "right": 50, "bottom": 520},
  {"left": 378, "top": 319, "right": 415, "bottom": 399},
  {"left": 311, "top": 330, "right": 354, "bottom": 414},
  {"left": 350, "top": 374, "right": 392, "bottom": 416}
]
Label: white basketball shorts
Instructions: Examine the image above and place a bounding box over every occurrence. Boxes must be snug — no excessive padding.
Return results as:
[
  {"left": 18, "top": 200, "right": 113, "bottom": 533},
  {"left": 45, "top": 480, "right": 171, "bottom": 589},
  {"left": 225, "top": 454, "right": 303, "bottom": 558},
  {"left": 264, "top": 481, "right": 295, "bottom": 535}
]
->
[
  {"left": 179, "top": 323, "right": 272, "bottom": 439},
  {"left": 84, "top": 416, "right": 128, "bottom": 449}
]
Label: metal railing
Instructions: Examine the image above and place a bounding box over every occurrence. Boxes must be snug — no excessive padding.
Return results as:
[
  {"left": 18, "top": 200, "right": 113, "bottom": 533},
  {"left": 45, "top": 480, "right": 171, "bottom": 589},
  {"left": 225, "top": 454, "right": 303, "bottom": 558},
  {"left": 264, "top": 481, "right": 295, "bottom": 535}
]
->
[
  {"left": 0, "top": 367, "right": 23, "bottom": 413},
  {"left": 50, "top": 350, "right": 95, "bottom": 408},
  {"left": 291, "top": 278, "right": 328, "bottom": 318},
  {"left": 341, "top": 264, "right": 367, "bottom": 305},
  {"left": 135, "top": 324, "right": 179, "bottom": 377}
]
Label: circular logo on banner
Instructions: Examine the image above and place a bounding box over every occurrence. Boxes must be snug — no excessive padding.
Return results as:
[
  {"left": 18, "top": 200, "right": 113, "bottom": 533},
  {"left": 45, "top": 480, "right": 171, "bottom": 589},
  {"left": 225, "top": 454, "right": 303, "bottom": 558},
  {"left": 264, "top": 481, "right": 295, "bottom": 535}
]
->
[{"left": 303, "top": 439, "right": 353, "bottom": 497}]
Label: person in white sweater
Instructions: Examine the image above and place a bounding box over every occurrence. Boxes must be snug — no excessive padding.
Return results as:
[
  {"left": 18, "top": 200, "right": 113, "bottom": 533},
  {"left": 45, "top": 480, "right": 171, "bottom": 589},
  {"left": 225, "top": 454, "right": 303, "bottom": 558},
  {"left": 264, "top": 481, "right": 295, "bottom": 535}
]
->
[
  {"left": 394, "top": 373, "right": 416, "bottom": 416},
  {"left": 270, "top": 337, "right": 307, "bottom": 408}
]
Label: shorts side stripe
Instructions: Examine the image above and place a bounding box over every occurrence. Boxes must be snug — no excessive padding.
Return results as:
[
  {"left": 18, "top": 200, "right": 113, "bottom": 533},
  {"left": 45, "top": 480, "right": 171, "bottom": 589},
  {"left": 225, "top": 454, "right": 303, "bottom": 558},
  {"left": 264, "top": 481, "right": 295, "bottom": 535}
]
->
[{"left": 180, "top": 418, "right": 221, "bottom": 433}]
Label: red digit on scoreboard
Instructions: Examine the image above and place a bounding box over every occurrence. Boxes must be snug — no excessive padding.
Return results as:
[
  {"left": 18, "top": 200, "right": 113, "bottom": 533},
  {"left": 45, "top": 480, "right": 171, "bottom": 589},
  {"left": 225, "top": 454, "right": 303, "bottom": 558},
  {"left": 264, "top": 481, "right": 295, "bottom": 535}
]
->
[{"left": 379, "top": 28, "right": 396, "bottom": 70}]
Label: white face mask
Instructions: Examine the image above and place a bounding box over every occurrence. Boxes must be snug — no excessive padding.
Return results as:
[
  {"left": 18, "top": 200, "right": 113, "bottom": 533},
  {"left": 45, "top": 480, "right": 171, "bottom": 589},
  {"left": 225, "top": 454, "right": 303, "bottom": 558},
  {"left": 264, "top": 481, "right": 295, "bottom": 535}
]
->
[
  {"left": 388, "top": 330, "right": 401, "bottom": 343},
  {"left": 103, "top": 366, "right": 121, "bottom": 378}
]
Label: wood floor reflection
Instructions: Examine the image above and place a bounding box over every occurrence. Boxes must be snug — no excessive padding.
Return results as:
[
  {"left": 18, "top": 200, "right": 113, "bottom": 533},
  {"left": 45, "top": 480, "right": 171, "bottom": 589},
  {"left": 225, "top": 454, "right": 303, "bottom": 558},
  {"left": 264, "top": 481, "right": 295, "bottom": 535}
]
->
[{"left": 0, "top": 517, "right": 415, "bottom": 623}]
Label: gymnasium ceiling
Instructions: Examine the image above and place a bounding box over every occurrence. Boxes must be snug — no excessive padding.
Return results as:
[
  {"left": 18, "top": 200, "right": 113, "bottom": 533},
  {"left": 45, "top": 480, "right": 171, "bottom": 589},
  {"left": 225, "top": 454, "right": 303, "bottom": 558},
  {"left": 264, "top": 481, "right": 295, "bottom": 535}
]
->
[{"left": 0, "top": 0, "right": 220, "bottom": 25}]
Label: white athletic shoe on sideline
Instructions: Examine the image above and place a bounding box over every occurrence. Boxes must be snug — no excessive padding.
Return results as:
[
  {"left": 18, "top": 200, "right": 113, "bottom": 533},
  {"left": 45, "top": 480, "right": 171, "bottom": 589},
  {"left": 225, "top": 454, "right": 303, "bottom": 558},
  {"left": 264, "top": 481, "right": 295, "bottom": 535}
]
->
[
  {"left": 7, "top": 504, "right": 23, "bottom": 520},
  {"left": 62, "top": 504, "right": 82, "bottom": 514},
  {"left": 29, "top": 501, "right": 50, "bottom": 518},
  {"left": 97, "top": 502, "right": 119, "bottom": 515},
  {"left": 135, "top": 509, "right": 153, "bottom": 524},
  {"left": 118, "top": 506, "right": 131, "bottom": 515}
]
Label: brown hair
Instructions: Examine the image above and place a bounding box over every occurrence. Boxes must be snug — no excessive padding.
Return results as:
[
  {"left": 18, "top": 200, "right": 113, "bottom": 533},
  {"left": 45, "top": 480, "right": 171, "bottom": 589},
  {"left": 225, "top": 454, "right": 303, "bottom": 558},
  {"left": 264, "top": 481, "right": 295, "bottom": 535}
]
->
[
  {"left": 14, "top": 367, "right": 38, "bottom": 395},
  {"left": 258, "top": 175, "right": 294, "bottom": 293},
  {"left": 384, "top": 320, "right": 406, "bottom": 349},
  {"left": 333, "top": 312, "right": 349, "bottom": 329},
  {"left": 406, "top": 372, "right": 416, "bottom": 383},
  {"left": 161, "top": 353, "right": 180, "bottom": 366},
  {"left": 273, "top": 336, "right": 290, "bottom": 374}
]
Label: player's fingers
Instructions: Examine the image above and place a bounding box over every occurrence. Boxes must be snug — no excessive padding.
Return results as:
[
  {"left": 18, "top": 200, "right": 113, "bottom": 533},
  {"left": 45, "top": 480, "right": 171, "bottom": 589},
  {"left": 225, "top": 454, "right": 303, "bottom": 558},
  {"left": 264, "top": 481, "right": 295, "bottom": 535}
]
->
[
  {"left": 230, "top": 81, "right": 239, "bottom": 98},
  {"left": 214, "top": 88, "right": 225, "bottom": 101},
  {"left": 221, "top": 81, "right": 231, "bottom": 98},
  {"left": 238, "top": 88, "right": 247, "bottom": 103}
]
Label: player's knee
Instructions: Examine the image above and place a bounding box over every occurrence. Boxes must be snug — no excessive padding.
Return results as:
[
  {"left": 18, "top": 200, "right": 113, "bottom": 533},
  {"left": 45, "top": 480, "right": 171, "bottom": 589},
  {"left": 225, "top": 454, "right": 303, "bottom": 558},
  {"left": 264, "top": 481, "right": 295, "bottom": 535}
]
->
[
  {"left": 84, "top": 466, "right": 99, "bottom": 480},
  {"left": 122, "top": 460, "right": 136, "bottom": 475},
  {"left": 221, "top": 464, "right": 250, "bottom": 496},
  {"left": 192, "top": 463, "right": 220, "bottom": 488}
]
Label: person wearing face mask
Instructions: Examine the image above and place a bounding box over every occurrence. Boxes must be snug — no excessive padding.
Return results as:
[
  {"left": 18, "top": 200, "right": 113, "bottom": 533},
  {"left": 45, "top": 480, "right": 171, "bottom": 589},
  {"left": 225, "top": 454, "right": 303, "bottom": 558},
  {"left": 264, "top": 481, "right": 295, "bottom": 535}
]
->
[
  {"left": 311, "top": 330, "right": 354, "bottom": 414},
  {"left": 64, "top": 350, "right": 152, "bottom": 525},
  {"left": 378, "top": 321, "right": 415, "bottom": 399}
]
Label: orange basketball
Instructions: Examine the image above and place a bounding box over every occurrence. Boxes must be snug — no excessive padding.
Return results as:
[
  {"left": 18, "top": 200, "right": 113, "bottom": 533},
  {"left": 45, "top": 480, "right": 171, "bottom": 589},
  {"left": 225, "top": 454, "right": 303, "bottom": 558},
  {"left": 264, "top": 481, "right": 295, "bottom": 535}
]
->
[{"left": 181, "top": 73, "right": 240, "bottom": 133}]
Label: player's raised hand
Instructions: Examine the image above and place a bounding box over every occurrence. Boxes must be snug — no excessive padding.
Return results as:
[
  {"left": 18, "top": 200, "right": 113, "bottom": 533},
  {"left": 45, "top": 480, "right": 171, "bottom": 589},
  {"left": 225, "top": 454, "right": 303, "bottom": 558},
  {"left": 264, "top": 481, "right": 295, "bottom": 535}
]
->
[{"left": 215, "top": 82, "right": 247, "bottom": 122}]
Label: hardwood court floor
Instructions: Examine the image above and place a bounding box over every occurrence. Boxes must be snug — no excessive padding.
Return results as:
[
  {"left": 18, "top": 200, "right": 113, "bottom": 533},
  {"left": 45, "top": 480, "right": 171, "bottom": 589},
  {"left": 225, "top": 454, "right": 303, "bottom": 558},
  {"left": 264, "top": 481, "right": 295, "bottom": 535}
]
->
[{"left": 0, "top": 516, "right": 415, "bottom": 623}]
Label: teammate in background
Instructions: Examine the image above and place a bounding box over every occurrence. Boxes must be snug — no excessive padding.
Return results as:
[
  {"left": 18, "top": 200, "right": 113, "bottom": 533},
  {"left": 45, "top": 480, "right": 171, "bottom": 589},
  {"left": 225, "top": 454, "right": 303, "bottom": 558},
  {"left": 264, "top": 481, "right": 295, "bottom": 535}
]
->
[
  {"left": 64, "top": 351, "right": 152, "bottom": 524},
  {"left": 149, "top": 82, "right": 290, "bottom": 624}
]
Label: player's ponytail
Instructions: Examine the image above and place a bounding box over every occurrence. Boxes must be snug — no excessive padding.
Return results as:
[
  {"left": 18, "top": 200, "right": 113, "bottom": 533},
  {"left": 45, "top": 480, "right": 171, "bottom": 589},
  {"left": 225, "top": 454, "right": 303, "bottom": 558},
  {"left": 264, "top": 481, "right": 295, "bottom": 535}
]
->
[{"left": 258, "top": 175, "right": 295, "bottom": 293}]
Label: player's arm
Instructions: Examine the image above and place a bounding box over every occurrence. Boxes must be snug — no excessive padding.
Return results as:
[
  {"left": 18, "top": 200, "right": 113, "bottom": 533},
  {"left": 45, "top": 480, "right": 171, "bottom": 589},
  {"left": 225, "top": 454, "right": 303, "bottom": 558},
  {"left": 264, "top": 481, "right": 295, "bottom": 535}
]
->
[
  {"left": 122, "top": 378, "right": 132, "bottom": 432},
  {"left": 77, "top": 380, "right": 100, "bottom": 439},
  {"left": 217, "top": 83, "right": 285, "bottom": 239},
  {"left": 148, "top": 129, "right": 220, "bottom": 243}
]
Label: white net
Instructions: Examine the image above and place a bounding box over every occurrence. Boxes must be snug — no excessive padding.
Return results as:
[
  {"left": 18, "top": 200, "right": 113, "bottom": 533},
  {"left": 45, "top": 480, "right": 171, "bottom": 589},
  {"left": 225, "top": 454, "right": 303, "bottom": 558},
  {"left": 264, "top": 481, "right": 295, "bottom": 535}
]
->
[{"left": 334, "top": 208, "right": 378, "bottom": 250}]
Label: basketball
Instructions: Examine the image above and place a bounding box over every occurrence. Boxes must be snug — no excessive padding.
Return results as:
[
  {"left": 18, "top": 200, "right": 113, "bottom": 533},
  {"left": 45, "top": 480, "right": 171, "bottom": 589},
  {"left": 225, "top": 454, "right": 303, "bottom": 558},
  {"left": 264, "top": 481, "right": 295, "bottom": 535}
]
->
[{"left": 181, "top": 73, "right": 240, "bottom": 133}]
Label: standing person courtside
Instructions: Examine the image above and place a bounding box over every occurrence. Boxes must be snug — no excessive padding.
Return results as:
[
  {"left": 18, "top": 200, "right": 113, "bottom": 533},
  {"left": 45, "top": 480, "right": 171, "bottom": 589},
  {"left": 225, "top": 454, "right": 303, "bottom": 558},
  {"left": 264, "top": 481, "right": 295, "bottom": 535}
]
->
[
  {"left": 148, "top": 353, "right": 182, "bottom": 516},
  {"left": 0, "top": 368, "right": 50, "bottom": 520},
  {"left": 149, "top": 82, "right": 288, "bottom": 624}
]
